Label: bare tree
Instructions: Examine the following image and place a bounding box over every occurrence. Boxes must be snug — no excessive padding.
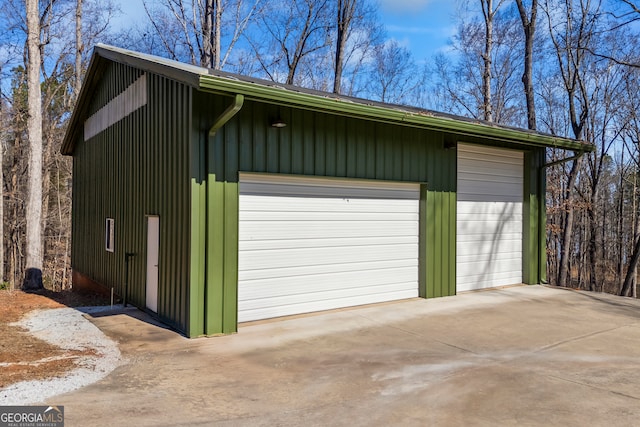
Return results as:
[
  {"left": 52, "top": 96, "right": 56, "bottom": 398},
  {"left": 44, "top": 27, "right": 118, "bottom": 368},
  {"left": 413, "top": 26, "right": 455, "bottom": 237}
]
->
[
  {"left": 0, "top": 81, "right": 4, "bottom": 284},
  {"left": 250, "top": 0, "right": 331, "bottom": 85},
  {"left": 515, "top": 0, "right": 538, "bottom": 129},
  {"left": 544, "top": 0, "right": 599, "bottom": 288},
  {"left": 141, "top": 0, "right": 260, "bottom": 69},
  {"left": 23, "top": 0, "right": 44, "bottom": 290},
  {"left": 75, "top": 0, "right": 83, "bottom": 98},
  {"left": 333, "top": 0, "right": 357, "bottom": 94},
  {"left": 366, "top": 40, "right": 421, "bottom": 104},
  {"left": 479, "top": 0, "right": 507, "bottom": 121},
  {"left": 429, "top": 12, "right": 523, "bottom": 124}
]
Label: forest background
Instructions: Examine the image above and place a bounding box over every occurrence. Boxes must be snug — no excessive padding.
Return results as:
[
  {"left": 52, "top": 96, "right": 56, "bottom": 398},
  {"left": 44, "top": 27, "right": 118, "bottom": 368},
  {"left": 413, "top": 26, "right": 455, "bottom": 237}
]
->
[{"left": 2, "top": 0, "right": 640, "bottom": 297}]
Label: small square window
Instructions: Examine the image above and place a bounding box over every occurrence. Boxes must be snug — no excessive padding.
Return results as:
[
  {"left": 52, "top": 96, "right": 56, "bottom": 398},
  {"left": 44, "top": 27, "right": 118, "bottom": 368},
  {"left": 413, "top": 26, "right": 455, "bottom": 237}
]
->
[{"left": 105, "top": 218, "right": 115, "bottom": 252}]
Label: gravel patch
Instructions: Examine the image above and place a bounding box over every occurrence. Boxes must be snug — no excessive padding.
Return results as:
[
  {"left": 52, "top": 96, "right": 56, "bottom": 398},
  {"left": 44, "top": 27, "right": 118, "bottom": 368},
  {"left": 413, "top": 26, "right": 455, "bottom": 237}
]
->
[{"left": 0, "top": 306, "right": 122, "bottom": 405}]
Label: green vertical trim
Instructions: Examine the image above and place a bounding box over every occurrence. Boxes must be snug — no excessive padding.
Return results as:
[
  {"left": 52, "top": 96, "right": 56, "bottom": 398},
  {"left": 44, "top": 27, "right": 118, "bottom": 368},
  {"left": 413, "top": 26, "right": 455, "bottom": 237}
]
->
[
  {"left": 189, "top": 178, "right": 206, "bottom": 337},
  {"left": 204, "top": 179, "right": 239, "bottom": 335},
  {"left": 523, "top": 151, "right": 535, "bottom": 284},
  {"left": 448, "top": 190, "right": 457, "bottom": 296},
  {"left": 539, "top": 150, "right": 547, "bottom": 283},
  {"left": 424, "top": 190, "right": 456, "bottom": 298},
  {"left": 523, "top": 148, "right": 546, "bottom": 285},
  {"left": 206, "top": 178, "right": 225, "bottom": 334},
  {"left": 425, "top": 190, "right": 435, "bottom": 298},
  {"left": 419, "top": 184, "right": 428, "bottom": 298},
  {"left": 222, "top": 183, "right": 239, "bottom": 333}
]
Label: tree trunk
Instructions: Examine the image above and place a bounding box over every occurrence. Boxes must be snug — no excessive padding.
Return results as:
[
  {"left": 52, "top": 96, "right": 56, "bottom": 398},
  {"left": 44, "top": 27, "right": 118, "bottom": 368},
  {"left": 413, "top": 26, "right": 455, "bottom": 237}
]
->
[
  {"left": 213, "top": 0, "right": 222, "bottom": 69},
  {"left": 558, "top": 156, "right": 581, "bottom": 288},
  {"left": 515, "top": 0, "right": 537, "bottom": 130},
  {"left": 23, "top": 0, "right": 44, "bottom": 291},
  {"left": 621, "top": 233, "right": 640, "bottom": 296},
  {"left": 481, "top": 0, "right": 494, "bottom": 122},
  {"left": 634, "top": 170, "right": 638, "bottom": 297},
  {"left": 623, "top": 169, "right": 640, "bottom": 297},
  {"left": 202, "top": 0, "right": 214, "bottom": 67},
  {"left": 0, "top": 104, "right": 4, "bottom": 284},
  {"left": 333, "top": 0, "right": 356, "bottom": 94},
  {"left": 588, "top": 206, "right": 596, "bottom": 291},
  {"left": 74, "top": 0, "right": 83, "bottom": 99}
]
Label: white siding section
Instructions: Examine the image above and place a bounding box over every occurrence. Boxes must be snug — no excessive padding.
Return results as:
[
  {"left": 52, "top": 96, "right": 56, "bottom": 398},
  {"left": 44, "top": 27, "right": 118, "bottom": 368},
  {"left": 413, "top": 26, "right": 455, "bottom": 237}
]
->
[
  {"left": 238, "top": 174, "right": 420, "bottom": 322},
  {"left": 457, "top": 144, "right": 523, "bottom": 291},
  {"left": 84, "top": 73, "right": 147, "bottom": 141}
]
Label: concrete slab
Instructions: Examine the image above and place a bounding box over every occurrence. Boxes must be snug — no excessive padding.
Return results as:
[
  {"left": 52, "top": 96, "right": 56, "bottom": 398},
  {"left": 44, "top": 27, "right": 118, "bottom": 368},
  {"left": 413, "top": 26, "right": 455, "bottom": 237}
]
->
[{"left": 50, "top": 285, "right": 640, "bottom": 426}]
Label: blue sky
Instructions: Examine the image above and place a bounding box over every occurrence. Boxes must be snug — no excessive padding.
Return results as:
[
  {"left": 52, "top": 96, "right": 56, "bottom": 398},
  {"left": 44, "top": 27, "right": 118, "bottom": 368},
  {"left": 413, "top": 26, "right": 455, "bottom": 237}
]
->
[
  {"left": 115, "top": 0, "right": 456, "bottom": 63},
  {"left": 378, "top": 0, "right": 456, "bottom": 62}
]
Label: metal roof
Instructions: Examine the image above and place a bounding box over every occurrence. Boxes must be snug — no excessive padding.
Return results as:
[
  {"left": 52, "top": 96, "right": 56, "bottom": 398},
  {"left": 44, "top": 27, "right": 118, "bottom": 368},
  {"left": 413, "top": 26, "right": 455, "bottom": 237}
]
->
[{"left": 61, "top": 44, "right": 594, "bottom": 155}]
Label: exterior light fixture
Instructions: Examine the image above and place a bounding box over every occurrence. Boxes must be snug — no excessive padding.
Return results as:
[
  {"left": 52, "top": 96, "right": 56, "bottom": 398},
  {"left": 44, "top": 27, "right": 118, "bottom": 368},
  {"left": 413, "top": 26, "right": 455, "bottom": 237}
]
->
[{"left": 271, "top": 119, "right": 287, "bottom": 128}]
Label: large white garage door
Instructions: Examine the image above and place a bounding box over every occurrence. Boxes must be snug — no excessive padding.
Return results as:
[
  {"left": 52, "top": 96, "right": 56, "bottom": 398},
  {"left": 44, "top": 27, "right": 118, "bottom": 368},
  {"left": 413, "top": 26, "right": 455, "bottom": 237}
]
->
[
  {"left": 238, "top": 173, "right": 420, "bottom": 322},
  {"left": 457, "top": 144, "right": 523, "bottom": 292}
]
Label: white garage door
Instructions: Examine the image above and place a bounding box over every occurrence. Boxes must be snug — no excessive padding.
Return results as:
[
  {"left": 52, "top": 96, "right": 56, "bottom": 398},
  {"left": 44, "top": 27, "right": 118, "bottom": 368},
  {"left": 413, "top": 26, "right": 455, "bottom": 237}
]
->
[
  {"left": 238, "top": 173, "right": 420, "bottom": 322},
  {"left": 457, "top": 144, "right": 523, "bottom": 292}
]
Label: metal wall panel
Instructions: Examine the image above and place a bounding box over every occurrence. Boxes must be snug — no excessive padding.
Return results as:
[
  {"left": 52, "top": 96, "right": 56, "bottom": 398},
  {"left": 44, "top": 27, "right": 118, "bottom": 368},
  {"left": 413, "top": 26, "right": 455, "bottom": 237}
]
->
[
  {"left": 191, "top": 93, "right": 457, "bottom": 334},
  {"left": 72, "top": 62, "right": 193, "bottom": 334}
]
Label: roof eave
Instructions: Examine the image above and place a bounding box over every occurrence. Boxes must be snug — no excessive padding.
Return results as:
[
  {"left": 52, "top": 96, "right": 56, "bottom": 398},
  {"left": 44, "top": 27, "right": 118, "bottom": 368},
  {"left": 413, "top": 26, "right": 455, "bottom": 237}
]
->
[{"left": 198, "top": 74, "right": 594, "bottom": 153}]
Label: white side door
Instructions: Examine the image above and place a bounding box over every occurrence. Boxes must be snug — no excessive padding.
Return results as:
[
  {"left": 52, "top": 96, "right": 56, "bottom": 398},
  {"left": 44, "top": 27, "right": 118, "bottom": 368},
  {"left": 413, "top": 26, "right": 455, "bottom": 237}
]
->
[{"left": 146, "top": 216, "right": 160, "bottom": 312}]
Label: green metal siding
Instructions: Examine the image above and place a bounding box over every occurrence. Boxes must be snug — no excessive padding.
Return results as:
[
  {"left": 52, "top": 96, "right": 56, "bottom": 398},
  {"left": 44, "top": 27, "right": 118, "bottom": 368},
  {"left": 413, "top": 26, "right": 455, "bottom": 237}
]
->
[
  {"left": 523, "top": 148, "right": 546, "bottom": 285},
  {"left": 72, "top": 62, "right": 193, "bottom": 334},
  {"left": 191, "top": 93, "right": 457, "bottom": 335}
]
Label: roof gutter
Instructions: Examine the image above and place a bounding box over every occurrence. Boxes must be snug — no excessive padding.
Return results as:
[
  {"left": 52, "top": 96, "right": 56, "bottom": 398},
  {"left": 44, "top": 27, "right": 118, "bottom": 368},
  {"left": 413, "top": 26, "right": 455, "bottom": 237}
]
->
[
  {"left": 209, "top": 94, "right": 244, "bottom": 138},
  {"left": 542, "top": 151, "right": 586, "bottom": 169},
  {"left": 199, "top": 75, "right": 594, "bottom": 153}
]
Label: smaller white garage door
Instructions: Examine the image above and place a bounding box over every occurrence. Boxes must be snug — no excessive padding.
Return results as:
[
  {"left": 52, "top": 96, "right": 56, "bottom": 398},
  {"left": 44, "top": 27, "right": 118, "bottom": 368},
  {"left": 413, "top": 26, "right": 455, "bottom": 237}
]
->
[
  {"left": 238, "top": 173, "right": 420, "bottom": 322},
  {"left": 457, "top": 144, "right": 523, "bottom": 292}
]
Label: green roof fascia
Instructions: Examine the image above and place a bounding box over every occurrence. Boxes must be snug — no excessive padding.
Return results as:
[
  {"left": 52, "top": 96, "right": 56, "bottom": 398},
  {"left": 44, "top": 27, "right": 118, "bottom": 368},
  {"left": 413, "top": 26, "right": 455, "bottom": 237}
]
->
[{"left": 199, "top": 74, "right": 594, "bottom": 153}]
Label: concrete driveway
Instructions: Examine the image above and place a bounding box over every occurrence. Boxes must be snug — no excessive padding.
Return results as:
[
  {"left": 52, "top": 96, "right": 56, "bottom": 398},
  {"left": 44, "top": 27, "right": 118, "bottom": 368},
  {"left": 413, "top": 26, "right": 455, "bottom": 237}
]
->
[{"left": 52, "top": 285, "right": 640, "bottom": 426}]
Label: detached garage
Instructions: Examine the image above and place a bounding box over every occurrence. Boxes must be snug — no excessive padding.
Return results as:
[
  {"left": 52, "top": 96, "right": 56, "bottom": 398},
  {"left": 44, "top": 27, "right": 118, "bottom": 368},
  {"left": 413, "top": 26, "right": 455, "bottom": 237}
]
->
[{"left": 61, "top": 45, "right": 593, "bottom": 337}]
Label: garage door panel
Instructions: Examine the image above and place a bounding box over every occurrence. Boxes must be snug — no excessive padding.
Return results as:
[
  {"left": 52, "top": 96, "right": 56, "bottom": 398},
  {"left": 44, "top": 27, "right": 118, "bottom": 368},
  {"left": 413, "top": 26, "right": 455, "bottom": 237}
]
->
[
  {"left": 457, "top": 259, "right": 521, "bottom": 275},
  {"left": 240, "top": 221, "right": 418, "bottom": 240},
  {"left": 458, "top": 146, "right": 523, "bottom": 162},
  {"left": 239, "top": 258, "right": 417, "bottom": 281},
  {"left": 458, "top": 162, "right": 524, "bottom": 177},
  {"left": 238, "top": 174, "right": 420, "bottom": 322},
  {"left": 456, "top": 240, "right": 523, "bottom": 257},
  {"left": 457, "top": 144, "right": 523, "bottom": 292},
  {"left": 240, "top": 195, "right": 419, "bottom": 213},
  {"left": 240, "top": 235, "right": 418, "bottom": 251},
  {"left": 457, "top": 201, "right": 522, "bottom": 215},
  {"left": 239, "top": 266, "right": 418, "bottom": 300},
  {"left": 240, "top": 210, "right": 420, "bottom": 222},
  {"left": 457, "top": 271, "right": 523, "bottom": 290},
  {"left": 456, "top": 232, "right": 522, "bottom": 243},
  {"left": 457, "top": 183, "right": 522, "bottom": 202},
  {"left": 239, "top": 243, "right": 418, "bottom": 270},
  {"left": 241, "top": 181, "right": 419, "bottom": 200},
  {"left": 240, "top": 282, "right": 418, "bottom": 310},
  {"left": 240, "top": 289, "right": 420, "bottom": 323},
  {"left": 457, "top": 223, "right": 523, "bottom": 236}
]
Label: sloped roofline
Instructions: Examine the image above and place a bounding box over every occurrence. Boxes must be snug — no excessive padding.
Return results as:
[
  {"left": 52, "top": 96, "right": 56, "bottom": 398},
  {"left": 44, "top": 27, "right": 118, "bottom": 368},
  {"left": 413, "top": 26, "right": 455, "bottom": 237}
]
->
[{"left": 61, "top": 44, "right": 594, "bottom": 155}]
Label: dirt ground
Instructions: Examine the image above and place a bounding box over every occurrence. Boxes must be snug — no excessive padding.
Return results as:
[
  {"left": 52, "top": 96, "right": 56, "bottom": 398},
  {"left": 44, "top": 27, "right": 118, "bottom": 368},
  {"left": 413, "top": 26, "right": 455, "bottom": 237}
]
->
[{"left": 0, "top": 289, "right": 111, "bottom": 388}]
